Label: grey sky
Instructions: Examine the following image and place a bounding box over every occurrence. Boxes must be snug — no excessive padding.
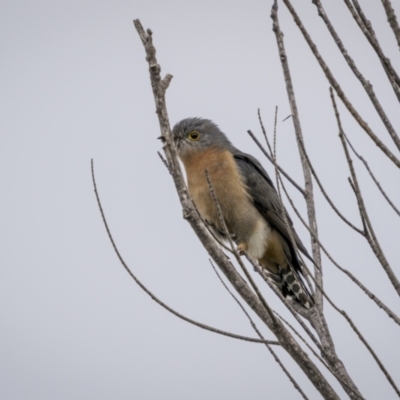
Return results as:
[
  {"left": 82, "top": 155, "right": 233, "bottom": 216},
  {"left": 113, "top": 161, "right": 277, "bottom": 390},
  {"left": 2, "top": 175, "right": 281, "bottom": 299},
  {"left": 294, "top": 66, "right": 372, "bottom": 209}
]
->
[{"left": 1, "top": 1, "right": 400, "bottom": 399}]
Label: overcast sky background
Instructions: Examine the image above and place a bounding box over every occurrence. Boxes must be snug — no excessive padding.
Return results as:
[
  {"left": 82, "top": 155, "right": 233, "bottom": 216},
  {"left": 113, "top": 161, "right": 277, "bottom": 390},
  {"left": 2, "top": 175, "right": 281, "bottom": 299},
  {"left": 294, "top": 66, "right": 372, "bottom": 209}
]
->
[{"left": 1, "top": 1, "right": 400, "bottom": 399}]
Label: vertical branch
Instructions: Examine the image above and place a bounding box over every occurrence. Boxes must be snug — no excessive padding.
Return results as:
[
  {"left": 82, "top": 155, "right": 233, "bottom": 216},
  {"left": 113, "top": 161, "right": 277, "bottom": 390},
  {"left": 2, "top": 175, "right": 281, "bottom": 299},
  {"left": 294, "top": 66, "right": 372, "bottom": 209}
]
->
[
  {"left": 271, "top": 0, "right": 323, "bottom": 308},
  {"left": 271, "top": 5, "right": 365, "bottom": 400}
]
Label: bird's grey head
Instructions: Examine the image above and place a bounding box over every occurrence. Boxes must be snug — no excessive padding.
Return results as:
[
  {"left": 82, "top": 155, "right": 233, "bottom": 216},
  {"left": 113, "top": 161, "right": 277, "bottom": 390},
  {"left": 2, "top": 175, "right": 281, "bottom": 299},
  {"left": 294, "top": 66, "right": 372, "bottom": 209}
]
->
[{"left": 171, "top": 118, "right": 233, "bottom": 159}]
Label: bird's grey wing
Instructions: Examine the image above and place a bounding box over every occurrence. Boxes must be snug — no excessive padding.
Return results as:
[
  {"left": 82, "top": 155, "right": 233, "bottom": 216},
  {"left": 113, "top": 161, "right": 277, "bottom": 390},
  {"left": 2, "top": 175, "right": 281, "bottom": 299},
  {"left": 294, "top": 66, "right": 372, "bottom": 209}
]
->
[{"left": 233, "top": 151, "right": 311, "bottom": 261}]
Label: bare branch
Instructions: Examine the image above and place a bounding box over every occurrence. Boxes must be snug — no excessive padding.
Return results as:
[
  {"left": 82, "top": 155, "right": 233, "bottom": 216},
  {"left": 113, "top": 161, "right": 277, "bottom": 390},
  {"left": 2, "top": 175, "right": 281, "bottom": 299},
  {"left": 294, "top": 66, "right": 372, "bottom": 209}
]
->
[
  {"left": 258, "top": 108, "right": 274, "bottom": 156},
  {"left": 271, "top": 0, "right": 323, "bottom": 308},
  {"left": 339, "top": 310, "right": 400, "bottom": 397},
  {"left": 157, "top": 151, "right": 171, "bottom": 174},
  {"left": 381, "top": 0, "right": 400, "bottom": 51},
  {"left": 321, "top": 294, "right": 400, "bottom": 397},
  {"left": 343, "top": 135, "right": 400, "bottom": 218},
  {"left": 247, "top": 129, "right": 305, "bottom": 195},
  {"left": 282, "top": 0, "right": 400, "bottom": 169},
  {"left": 282, "top": 114, "right": 292, "bottom": 122},
  {"left": 348, "top": 178, "right": 368, "bottom": 234}
]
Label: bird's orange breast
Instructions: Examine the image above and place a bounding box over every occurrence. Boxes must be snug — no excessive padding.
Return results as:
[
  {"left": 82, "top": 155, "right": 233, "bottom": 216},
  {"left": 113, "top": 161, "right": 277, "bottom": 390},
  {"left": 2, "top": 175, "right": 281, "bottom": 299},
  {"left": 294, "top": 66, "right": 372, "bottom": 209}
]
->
[{"left": 181, "top": 148, "right": 250, "bottom": 222}]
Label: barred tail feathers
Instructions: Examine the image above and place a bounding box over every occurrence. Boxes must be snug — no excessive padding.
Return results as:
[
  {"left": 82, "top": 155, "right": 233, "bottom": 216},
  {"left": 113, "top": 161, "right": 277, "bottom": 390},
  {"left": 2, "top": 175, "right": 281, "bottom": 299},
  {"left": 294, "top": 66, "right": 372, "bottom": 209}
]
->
[
  {"left": 281, "top": 267, "right": 314, "bottom": 309},
  {"left": 265, "top": 265, "right": 314, "bottom": 309}
]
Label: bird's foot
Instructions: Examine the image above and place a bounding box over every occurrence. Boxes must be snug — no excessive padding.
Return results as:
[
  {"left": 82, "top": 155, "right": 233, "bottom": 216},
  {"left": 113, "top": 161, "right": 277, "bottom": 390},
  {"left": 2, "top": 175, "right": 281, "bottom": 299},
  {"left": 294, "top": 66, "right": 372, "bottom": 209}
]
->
[{"left": 236, "top": 242, "right": 248, "bottom": 255}]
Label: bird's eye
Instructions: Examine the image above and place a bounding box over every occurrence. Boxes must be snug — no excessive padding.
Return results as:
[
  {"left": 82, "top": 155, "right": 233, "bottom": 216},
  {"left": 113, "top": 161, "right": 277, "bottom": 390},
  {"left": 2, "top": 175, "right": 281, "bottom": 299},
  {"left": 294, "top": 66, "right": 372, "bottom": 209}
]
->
[{"left": 188, "top": 130, "right": 200, "bottom": 141}]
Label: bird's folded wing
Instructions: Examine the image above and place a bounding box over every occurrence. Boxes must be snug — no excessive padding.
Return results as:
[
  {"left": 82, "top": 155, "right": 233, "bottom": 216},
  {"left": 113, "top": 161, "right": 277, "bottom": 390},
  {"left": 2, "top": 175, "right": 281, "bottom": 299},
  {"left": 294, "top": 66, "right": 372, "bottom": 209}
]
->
[{"left": 233, "top": 151, "right": 311, "bottom": 261}]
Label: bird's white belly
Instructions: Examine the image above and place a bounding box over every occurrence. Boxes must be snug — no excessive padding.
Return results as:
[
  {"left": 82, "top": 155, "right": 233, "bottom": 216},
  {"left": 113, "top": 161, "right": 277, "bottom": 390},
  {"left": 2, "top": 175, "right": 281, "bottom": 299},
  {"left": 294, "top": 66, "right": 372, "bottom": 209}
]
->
[{"left": 247, "top": 217, "right": 271, "bottom": 260}]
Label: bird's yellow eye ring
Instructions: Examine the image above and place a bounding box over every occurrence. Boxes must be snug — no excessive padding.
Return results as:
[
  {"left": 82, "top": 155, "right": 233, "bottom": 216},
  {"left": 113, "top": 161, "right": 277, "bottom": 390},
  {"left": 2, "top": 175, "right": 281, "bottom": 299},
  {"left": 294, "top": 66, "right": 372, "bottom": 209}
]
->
[{"left": 188, "top": 130, "right": 200, "bottom": 141}]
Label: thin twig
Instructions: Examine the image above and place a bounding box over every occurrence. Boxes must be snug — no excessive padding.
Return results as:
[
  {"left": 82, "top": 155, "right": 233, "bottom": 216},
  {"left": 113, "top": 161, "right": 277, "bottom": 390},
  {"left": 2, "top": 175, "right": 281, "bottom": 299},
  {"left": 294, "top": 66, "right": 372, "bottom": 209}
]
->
[
  {"left": 339, "top": 311, "right": 400, "bottom": 398},
  {"left": 282, "top": 115, "right": 292, "bottom": 122},
  {"left": 157, "top": 151, "right": 171, "bottom": 174},
  {"left": 247, "top": 129, "right": 305, "bottom": 195},
  {"left": 258, "top": 108, "right": 274, "bottom": 156},
  {"left": 343, "top": 135, "right": 400, "bottom": 218},
  {"left": 91, "top": 160, "right": 280, "bottom": 345}
]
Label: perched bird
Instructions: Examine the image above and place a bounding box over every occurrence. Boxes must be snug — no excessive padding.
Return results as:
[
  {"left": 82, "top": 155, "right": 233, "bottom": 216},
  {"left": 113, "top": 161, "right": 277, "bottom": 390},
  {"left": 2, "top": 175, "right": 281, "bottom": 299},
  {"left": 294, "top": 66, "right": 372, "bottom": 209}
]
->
[{"left": 172, "top": 117, "right": 314, "bottom": 308}]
